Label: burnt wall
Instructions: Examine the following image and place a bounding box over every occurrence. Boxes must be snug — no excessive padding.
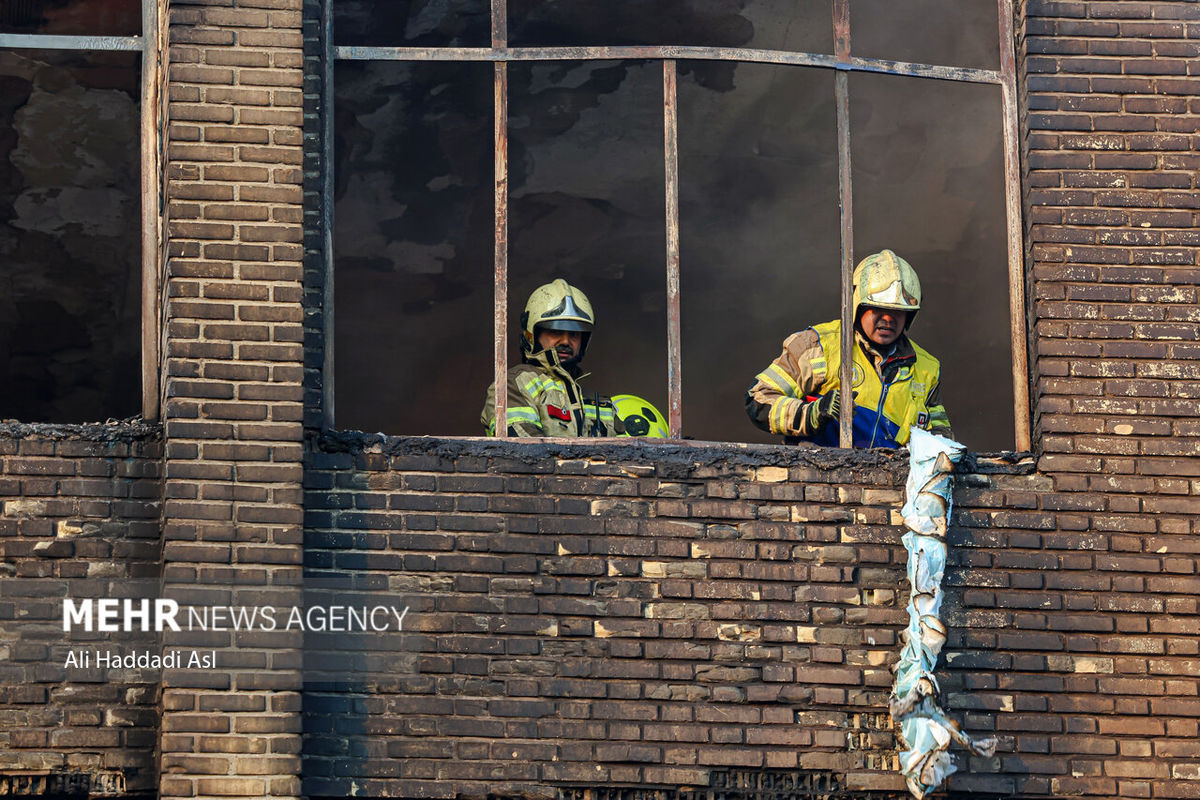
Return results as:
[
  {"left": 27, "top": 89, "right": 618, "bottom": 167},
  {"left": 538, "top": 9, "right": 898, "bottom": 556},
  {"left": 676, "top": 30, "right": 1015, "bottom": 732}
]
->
[
  {"left": 300, "top": 434, "right": 1198, "bottom": 800},
  {"left": 0, "top": 424, "right": 162, "bottom": 798}
]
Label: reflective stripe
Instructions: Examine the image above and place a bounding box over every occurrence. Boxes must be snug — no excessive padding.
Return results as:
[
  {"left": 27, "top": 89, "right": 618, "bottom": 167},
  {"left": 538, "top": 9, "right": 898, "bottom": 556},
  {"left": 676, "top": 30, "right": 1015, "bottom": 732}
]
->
[
  {"left": 754, "top": 370, "right": 785, "bottom": 395},
  {"left": 810, "top": 356, "right": 827, "bottom": 380},
  {"left": 770, "top": 397, "right": 797, "bottom": 435},
  {"left": 507, "top": 407, "right": 540, "bottom": 425},
  {"left": 486, "top": 405, "right": 540, "bottom": 435},
  {"left": 522, "top": 374, "right": 560, "bottom": 397},
  {"left": 764, "top": 365, "right": 799, "bottom": 397}
]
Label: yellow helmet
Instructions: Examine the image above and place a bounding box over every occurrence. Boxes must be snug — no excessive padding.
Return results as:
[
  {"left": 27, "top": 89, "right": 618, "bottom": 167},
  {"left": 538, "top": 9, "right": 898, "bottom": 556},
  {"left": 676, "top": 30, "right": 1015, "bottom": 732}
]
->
[
  {"left": 612, "top": 394, "right": 669, "bottom": 438},
  {"left": 520, "top": 278, "right": 595, "bottom": 360},
  {"left": 852, "top": 249, "right": 922, "bottom": 328}
]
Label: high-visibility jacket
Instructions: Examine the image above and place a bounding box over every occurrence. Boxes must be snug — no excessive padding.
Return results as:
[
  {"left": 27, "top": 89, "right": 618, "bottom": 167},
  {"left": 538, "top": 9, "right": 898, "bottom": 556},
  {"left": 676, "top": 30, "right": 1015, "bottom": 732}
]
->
[
  {"left": 746, "top": 320, "right": 951, "bottom": 448},
  {"left": 481, "top": 350, "right": 623, "bottom": 437}
]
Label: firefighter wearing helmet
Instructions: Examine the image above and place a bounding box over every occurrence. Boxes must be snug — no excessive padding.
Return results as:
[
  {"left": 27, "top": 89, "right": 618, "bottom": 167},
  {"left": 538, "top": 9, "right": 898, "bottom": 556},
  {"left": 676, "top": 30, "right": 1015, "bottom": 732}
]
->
[
  {"left": 745, "top": 250, "right": 952, "bottom": 448},
  {"left": 482, "top": 278, "right": 625, "bottom": 437}
]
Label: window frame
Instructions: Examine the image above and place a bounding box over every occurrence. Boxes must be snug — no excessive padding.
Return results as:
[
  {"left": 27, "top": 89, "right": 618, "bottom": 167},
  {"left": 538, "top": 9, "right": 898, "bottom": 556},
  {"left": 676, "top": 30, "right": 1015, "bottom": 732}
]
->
[
  {"left": 0, "top": 0, "right": 164, "bottom": 422},
  {"left": 324, "top": 0, "right": 1030, "bottom": 451}
]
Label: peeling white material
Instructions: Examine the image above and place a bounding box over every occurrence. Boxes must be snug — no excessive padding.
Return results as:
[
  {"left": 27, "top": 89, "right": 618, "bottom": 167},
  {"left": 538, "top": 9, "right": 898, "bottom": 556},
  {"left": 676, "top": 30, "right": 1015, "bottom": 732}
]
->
[{"left": 891, "top": 429, "right": 997, "bottom": 799}]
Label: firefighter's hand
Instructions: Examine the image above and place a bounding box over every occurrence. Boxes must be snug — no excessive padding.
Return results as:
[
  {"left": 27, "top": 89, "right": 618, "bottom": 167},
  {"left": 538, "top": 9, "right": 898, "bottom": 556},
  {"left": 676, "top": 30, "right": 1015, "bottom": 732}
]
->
[{"left": 807, "top": 390, "right": 840, "bottom": 431}]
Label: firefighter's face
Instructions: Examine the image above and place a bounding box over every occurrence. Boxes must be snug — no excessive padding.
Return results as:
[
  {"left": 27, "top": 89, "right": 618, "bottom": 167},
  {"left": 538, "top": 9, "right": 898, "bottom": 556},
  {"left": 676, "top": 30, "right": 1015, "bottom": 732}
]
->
[
  {"left": 536, "top": 328, "right": 582, "bottom": 362},
  {"left": 860, "top": 307, "right": 907, "bottom": 346}
]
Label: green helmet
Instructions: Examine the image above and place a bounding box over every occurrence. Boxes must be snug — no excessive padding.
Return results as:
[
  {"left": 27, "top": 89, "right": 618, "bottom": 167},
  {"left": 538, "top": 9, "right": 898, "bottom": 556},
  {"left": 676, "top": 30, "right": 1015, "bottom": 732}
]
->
[
  {"left": 612, "top": 394, "right": 669, "bottom": 438},
  {"left": 520, "top": 278, "right": 595, "bottom": 360},
  {"left": 852, "top": 249, "right": 922, "bottom": 329}
]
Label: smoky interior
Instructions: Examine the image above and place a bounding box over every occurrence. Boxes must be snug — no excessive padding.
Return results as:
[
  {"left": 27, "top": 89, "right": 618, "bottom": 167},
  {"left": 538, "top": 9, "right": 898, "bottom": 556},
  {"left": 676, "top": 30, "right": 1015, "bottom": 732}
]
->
[
  {"left": 850, "top": 0, "right": 1001, "bottom": 70},
  {"left": 333, "top": 60, "right": 494, "bottom": 437},
  {"left": 508, "top": 0, "right": 834, "bottom": 53},
  {"left": 506, "top": 59, "right": 669, "bottom": 430},
  {"left": 850, "top": 73, "right": 1012, "bottom": 452},
  {"left": 333, "top": 0, "right": 490, "bottom": 48},
  {"left": 331, "top": 1, "right": 1015, "bottom": 449},
  {"left": 679, "top": 63, "right": 839, "bottom": 445},
  {"left": 0, "top": 49, "right": 141, "bottom": 423},
  {"left": 0, "top": 0, "right": 140, "bottom": 37}
]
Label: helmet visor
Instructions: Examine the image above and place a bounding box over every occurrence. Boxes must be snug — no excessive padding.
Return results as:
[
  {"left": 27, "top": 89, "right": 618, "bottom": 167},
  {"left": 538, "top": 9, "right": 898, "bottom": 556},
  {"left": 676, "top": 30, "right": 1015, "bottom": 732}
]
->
[{"left": 538, "top": 319, "right": 592, "bottom": 332}]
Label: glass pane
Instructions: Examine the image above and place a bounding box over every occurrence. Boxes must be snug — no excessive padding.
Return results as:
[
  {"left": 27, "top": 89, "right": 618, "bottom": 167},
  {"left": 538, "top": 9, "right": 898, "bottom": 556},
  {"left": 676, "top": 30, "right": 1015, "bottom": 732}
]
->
[
  {"left": 510, "top": 0, "right": 833, "bottom": 54},
  {"left": 0, "top": 50, "right": 141, "bottom": 422},
  {"left": 0, "top": 0, "right": 140, "bottom": 36},
  {"left": 507, "top": 60, "right": 667, "bottom": 433},
  {"left": 678, "top": 64, "right": 839, "bottom": 444},
  {"left": 850, "top": 0, "right": 1000, "bottom": 71},
  {"left": 333, "top": 0, "right": 489, "bottom": 48},
  {"left": 851, "top": 73, "right": 1012, "bottom": 451},
  {"left": 334, "top": 61, "right": 493, "bottom": 435}
]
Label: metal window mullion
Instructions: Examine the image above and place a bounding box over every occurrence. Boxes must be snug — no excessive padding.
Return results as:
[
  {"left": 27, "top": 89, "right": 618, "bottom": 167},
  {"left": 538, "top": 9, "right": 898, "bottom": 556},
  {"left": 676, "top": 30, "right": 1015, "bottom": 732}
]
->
[
  {"left": 663, "top": 60, "right": 682, "bottom": 440},
  {"left": 835, "top": 70, "right": 854, "bottom": 451},
  {"left": 332, "top": 45, "right": 1002, "bottom": 86},
  {"left": 999, "top": 0, "right": 1031, "bottom": 452},
  {"left": 492, "top": 0, "right": 510, "bottom": 437},
  {"left": 834, "top": 0, "right": 854, "bottom": 450},
  {"left": 0, "top": 33, "right": 143, "bottom": 50},
  {"left": 322, "top": 0, "right": 336, "bottom": 428},
  {"left": 493, "top": 61, "right": 509, "bottom": 437},
  {"left": 140, "top": 0, "right": 162, "bottom": 420}
]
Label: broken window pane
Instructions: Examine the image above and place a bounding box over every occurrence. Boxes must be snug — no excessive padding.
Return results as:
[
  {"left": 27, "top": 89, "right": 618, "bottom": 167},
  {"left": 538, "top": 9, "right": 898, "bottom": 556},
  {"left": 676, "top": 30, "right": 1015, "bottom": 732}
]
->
[
  {"left": 0, "top": 49, "right": 141, "bottom": 422},
  {"left": 508, "top": 60, "right": 668, "bottom": 429},
  {"left": 509, "top": 0, "right": 833, "bottom": 54},
  {"left": 850, "top": 0, "right": 1000, "bottom": 71},
  {"left": 333, "top": 0, "right": 490, "bottom": 48},
  {"left": 0, "top": 0, "right": 140, "bottom": 36},
  {"left": 851, "top": 72, "right": 1012, "bottom": 451},
  {"left": 678, "top": 63, "right": 839, "bottom": 444},
  {"left": 333, "top": 61, "right": 493, "bottom": 435}
]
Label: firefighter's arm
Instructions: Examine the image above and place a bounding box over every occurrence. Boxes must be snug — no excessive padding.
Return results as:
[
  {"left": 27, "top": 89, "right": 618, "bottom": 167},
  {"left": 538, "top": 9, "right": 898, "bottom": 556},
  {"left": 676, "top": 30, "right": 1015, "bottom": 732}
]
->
[
  {"left": 925, "top": 377, "right": 953, "bottom": 440},
  {"left": 745, "top": 330, "right": 830, "bottom": 438},
  {"left": 482, "top": 371, "right": 546, "bottom": 437}
]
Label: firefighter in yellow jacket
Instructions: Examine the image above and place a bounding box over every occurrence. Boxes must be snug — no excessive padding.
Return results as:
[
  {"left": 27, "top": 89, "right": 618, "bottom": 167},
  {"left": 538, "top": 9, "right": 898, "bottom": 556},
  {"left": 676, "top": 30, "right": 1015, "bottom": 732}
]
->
[
  {"left": 746, "top": 250, "right": 952, "bottom": 448},
  {"left": 482, "top": 279, "right": 623, "bottom": 437}
]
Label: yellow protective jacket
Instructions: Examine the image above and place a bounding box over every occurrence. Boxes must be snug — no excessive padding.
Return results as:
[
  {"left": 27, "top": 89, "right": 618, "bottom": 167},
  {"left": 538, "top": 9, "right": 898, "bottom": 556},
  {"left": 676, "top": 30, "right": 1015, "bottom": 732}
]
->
[
  {"left": 746, "top": 320, "right": 951, "bottom": 448},
  {"left": 481, "top": 350, "right": 623, "bottom": 437}
]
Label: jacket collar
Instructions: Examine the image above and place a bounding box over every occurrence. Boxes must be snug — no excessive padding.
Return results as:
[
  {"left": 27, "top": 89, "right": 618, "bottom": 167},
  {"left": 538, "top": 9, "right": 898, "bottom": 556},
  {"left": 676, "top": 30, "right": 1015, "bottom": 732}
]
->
[
  {"left": 854, "top": 327, "right": 916, "bottom": 374},
  {"left": 525, "top": 348, "right": 586, "bottom": 380}
]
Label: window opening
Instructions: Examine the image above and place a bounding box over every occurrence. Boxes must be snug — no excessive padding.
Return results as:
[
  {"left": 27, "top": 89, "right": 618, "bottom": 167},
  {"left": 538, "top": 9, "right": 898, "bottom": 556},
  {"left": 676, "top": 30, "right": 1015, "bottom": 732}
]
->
[
  {"left": 333, "top": 0, "right": 489, "bottom": 49},
  {"left": 508, "top": 59, "right": 669, "bottom": 434},
  {"left": 850, "top": 0, "right": 1000, "bottom": 72},
  {"left": 850, "top": 73, "right": 1013, "bottom": 451},
  {"left": 0, "top": 0, "right": 160, "bottom": 423},
  {"left": 678, "top": 62, "right": 839, "bottom": 444},
  {"left": 0, "top": 0, "right": 141, "bottom": 38},
  {"left": 326, "top": 0, "right": 1029, "bottom": 451},
  {"left": 507, "top": 0, "right": 834, "bottom": 54},
  {"left": 332, "top": 60, "right": 493, "bottom": 435}
]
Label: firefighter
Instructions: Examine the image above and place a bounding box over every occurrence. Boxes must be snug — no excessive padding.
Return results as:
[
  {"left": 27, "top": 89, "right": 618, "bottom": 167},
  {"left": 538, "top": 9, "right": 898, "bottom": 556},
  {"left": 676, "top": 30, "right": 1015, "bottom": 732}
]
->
[
  {"left": 745, "top": 249, "right": 952, "bottom": 448},
  {"left": 482, "top": 278, "right": 623, "bottom": 437}
]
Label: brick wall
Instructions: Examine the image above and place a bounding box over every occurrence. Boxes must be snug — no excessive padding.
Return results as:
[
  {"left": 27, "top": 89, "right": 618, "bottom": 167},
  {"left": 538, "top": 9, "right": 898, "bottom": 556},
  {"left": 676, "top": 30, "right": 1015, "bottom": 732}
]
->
[
  {"left": 1017, "top": 1, "right": 1199, "bottom": 796},
  {"left": 301, "top": 439, "right": 927, "bottom": 798},
  {"left": 0, "top": 425, "right": 161, "bottom": 798},
  {"left": 1025, "top": 0, "right": 1200, "bottom": 467},
  {"left": 300, "top": 431, "right": 1199, "bottom": 799},
  {"left": 162, "top": 0, "right": 307, "bottom": 797}
]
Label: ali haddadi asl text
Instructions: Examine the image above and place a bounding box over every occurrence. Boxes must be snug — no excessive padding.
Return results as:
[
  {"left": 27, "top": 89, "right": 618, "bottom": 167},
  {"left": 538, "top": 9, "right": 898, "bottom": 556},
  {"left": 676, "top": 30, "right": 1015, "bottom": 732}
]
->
[{"left": 64, "top": 649, "right": 215, "bottom": 669}]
